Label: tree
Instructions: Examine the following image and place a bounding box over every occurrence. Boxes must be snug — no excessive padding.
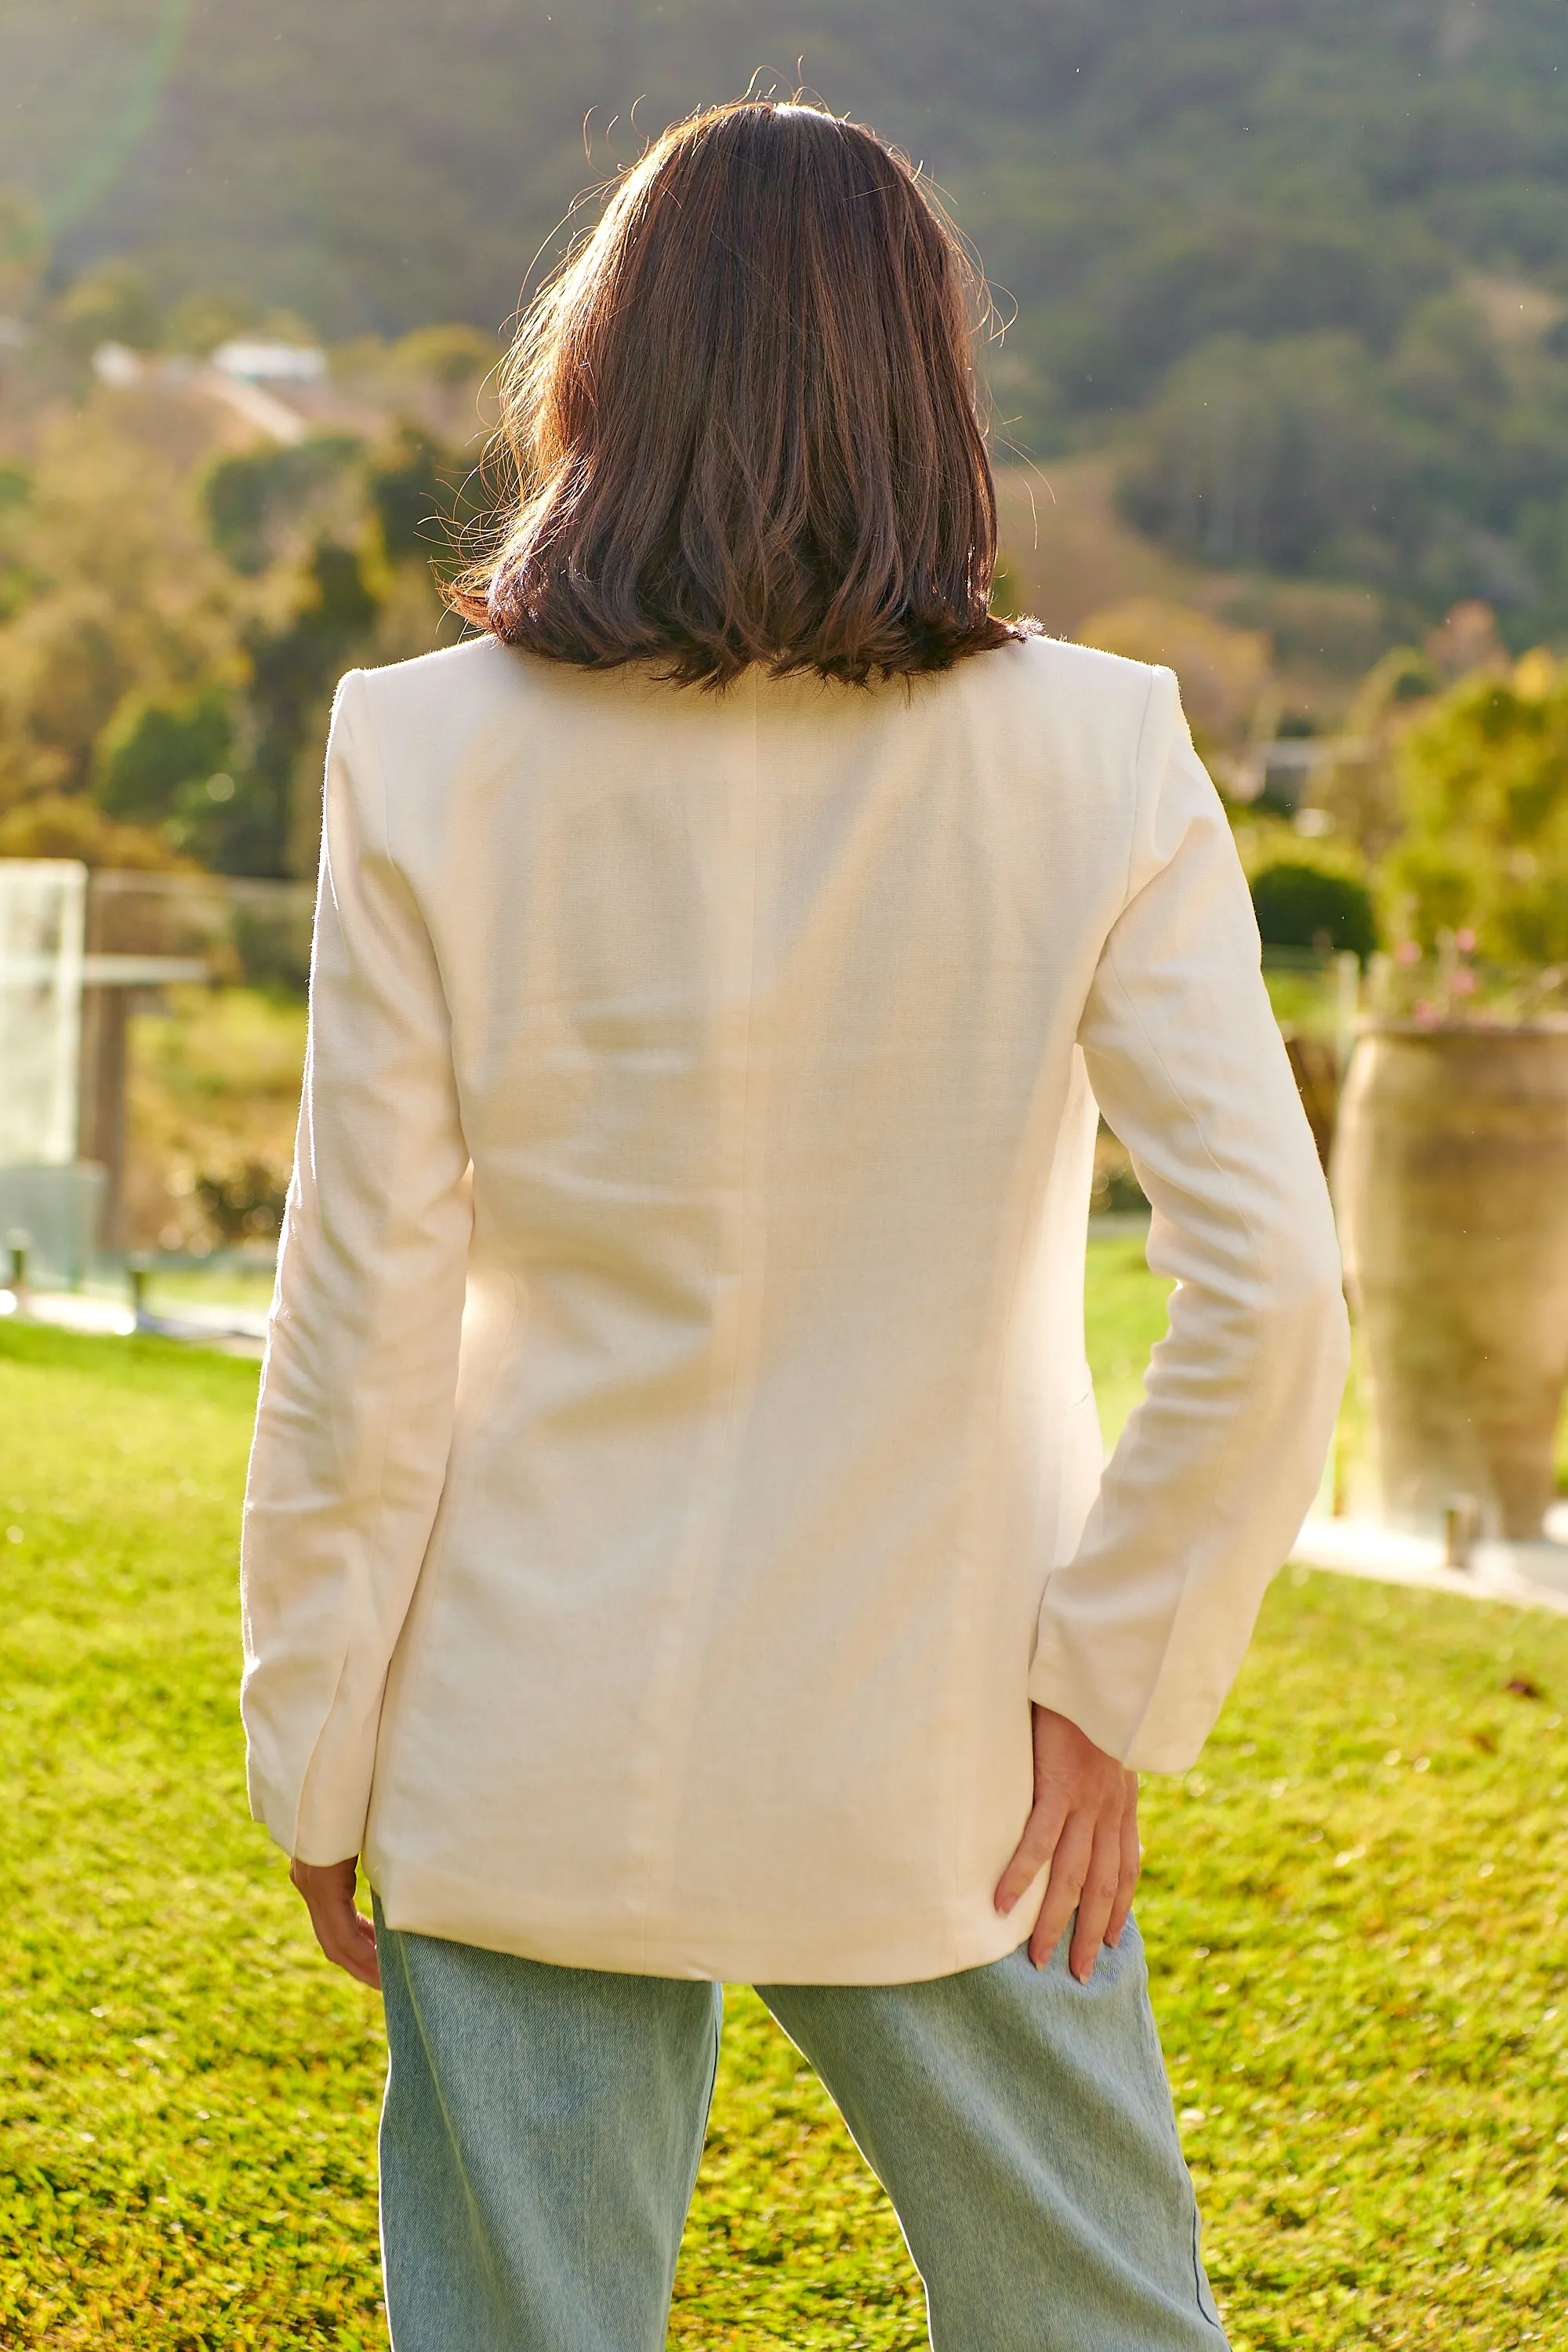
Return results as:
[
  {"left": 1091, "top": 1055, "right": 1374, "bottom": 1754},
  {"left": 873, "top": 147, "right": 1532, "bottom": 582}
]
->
[
  {"left": 165, "top": 287, "right": 265, "bottom": 358},
  {"left": 49, "top": 260, "right": 162, "bottom": 365},
  {"left": 1388, "top": 653, "right": 1568, "bottom": 963},
  {"left": 201, "top": 435, "right": 363, "bottom": 575},
  {"left": 0, "top": 793, "right": 183, "bottom": 869},
  {"left": 1310, "top": 645, "right": 1442, "bottom": 863},
  {"left": 1120, "top": 332, "right": 1412, "bottom": 578},
  {"left": 0, "top": 408, "right": 241, "bottom": 808},
  {"left": 205, "top": 537, "right": 382, "bottom": 877}
]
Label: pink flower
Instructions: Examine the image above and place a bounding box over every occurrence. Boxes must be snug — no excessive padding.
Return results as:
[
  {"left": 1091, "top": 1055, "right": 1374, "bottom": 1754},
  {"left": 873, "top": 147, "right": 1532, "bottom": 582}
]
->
[
  {"left": 1450, "top": 967, "right": 1477, "bottom": 996},
  {"left": 1455, "top": 927, "right": 1477, "bottom": 954},
  {"left": 1412, "top": 1000, "right": 1439, "bottom": 1025},
  {"left": 1395, "top": 940, "right": 1421, "bottom": 965}
]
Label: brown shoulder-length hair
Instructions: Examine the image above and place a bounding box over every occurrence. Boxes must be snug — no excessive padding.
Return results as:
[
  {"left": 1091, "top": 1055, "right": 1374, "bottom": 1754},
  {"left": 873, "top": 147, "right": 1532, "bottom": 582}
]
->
[{"left": 447, "top": 99, "right": 1025, "bottom": 686}]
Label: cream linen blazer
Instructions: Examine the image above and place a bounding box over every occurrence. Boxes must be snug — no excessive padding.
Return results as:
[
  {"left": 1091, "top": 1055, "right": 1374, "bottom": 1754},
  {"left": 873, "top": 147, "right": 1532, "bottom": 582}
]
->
[{"left": 241, "top": 632, "right": 1348, "bottom": 1985}]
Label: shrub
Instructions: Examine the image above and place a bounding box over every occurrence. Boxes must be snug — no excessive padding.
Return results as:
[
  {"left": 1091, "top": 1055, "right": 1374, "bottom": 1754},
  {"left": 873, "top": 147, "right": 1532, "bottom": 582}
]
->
[
  {"left": 194, "top": 1154, "right": 291, "bottom": 1243},
  {"left": 0, "top": 793, "right": 186, "bottom": 869},
  {"left": 95, "top": 687, "right": 234, "bottom": 826},
  {"left": 201, "top": 434, "right": 362, "bottom": 575},
  {"left": 1250, "top": 860, "right": 1379, "bottom": 963}
]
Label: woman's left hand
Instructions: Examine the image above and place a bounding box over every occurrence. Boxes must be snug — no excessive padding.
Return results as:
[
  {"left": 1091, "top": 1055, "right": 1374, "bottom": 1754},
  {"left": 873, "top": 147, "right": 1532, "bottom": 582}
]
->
[
  {"left": 290, "top": 1856, "right": 381, "bottom": 1989},
  {"left": 993, "top": 1705, "right": 1141, "bottom": 1980}
]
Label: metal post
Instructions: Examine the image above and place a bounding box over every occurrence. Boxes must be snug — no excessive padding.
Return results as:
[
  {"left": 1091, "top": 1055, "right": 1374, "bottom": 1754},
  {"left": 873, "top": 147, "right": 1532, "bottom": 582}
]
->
[
  {"left": 1333, "top": 950, "right": 1360, "bottom": 1080},
  {"left": 128, "top": 1255, "right": 151, "bottom": 1329}
]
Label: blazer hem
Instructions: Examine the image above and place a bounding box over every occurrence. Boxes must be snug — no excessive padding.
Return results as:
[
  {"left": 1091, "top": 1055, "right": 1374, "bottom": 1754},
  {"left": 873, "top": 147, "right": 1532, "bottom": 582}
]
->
[{"left": 370, "top": 1858, "right": 1036, "bottom": 1986}]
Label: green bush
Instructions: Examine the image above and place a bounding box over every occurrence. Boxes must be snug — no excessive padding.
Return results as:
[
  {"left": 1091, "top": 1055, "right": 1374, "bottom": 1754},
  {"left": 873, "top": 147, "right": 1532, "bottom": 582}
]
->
[
  {"left": 201, "top": 436, "right": 362, "bottom": 576},
  {"left": 1390, "top": 658, "right": 1568, "bottom": 963},
  {"left": 95, "top": 687, "right": 234, "bottom": 826},
  {"left": 1250, "top": 860, "right": 1380, "bottom": 963}
]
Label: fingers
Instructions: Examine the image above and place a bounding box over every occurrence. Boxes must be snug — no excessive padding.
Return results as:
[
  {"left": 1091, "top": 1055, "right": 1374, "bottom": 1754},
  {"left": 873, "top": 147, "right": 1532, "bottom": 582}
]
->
[
  {"left": 997, "top": 1710, "right": 1145, "bottom": 1983},
  {"left": 1105, "top": 1773, "right": 1142, "bottom": 1950},
  {"left": 1067, "top": 1815, "right": 1124, "bottom": 1981},
  {"left": 994, "top": 1788, "right": 1069, "bottom": 1916},
  {"left": 290, "top": 1857, "right": 382, "bottom": 1991},
  {"left": 1028, "top": 1813, "right": 1092, "bottom": 1969},
  {"left": 314, "top": 1893, "right": 381, "bottom": 1990}
]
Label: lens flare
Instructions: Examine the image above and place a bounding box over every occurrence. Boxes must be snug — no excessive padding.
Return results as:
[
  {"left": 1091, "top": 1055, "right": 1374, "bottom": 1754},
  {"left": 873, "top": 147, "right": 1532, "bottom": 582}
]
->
[{"left": 45, "top": 0, "right": 196, "bottom": 235}]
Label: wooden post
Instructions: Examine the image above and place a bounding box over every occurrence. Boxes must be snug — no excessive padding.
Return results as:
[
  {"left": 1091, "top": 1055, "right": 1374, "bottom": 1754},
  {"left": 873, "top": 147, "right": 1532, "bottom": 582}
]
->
[{"left": 77, "top": 983, "right": 129, "bottom": 1254}]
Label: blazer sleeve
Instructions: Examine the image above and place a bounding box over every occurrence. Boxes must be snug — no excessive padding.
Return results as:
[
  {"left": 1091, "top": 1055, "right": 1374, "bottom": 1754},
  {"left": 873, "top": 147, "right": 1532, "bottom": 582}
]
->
[
  {"left": 1029, "top": 666, "right": 1350, "bottom": 1773},
  {"left": 240, "top": 669, "right": 472, "bottom": 1863}
]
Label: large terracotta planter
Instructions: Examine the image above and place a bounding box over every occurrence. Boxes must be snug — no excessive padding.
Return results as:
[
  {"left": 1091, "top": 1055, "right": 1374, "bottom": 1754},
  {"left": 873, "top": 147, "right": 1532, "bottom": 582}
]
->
[{"left": 1331, "top": 1022, "right": 1568, "bottom": 1540}]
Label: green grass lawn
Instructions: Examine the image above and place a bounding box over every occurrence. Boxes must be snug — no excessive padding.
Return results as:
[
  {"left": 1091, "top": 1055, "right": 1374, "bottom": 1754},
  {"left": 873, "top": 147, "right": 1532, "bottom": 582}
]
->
[
  {"left": 1083, "top": 1231, "right": 1172, "bottom": 1446},
  {"left": 2, "top": 1250, "right": 1566, "bottom": 2350}
]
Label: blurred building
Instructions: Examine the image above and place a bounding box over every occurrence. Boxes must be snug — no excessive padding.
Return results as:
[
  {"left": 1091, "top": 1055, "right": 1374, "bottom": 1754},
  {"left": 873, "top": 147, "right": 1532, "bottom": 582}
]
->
[{"left": 0, "top": 860, "right": 310, "bottom": 1283}]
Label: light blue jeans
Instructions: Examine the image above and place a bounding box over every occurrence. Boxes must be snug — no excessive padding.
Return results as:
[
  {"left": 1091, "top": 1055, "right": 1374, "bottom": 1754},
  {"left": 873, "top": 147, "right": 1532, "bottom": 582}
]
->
[{"left": 373, "top": 1903, "right": 1226, "bottom": 2351}]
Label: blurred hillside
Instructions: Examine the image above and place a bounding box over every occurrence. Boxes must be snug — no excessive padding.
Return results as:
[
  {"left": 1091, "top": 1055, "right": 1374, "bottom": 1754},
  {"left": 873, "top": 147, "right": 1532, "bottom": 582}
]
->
[
  {"left": 5, "top": 1, "right": 1568, "bottom": 645},
  {"left": 2, "top": 1, "right": 1568, "bottom": 901}
]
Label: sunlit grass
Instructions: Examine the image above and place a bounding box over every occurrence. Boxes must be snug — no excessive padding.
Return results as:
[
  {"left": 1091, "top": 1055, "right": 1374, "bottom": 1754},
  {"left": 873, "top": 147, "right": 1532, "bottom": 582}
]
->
[
  {"left": 1083, "top": 1229, "right": 1171, "bottom": 1443},
  {"left": 2, "top": 1250, "right": 1565, "bottom": 2348}
]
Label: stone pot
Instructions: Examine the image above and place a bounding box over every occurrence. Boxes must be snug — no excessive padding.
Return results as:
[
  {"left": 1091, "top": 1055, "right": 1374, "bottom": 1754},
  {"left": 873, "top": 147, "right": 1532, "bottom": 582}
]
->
[{"left": 1331, "top": 1021, "right": 1568, "bottom": 1540}]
